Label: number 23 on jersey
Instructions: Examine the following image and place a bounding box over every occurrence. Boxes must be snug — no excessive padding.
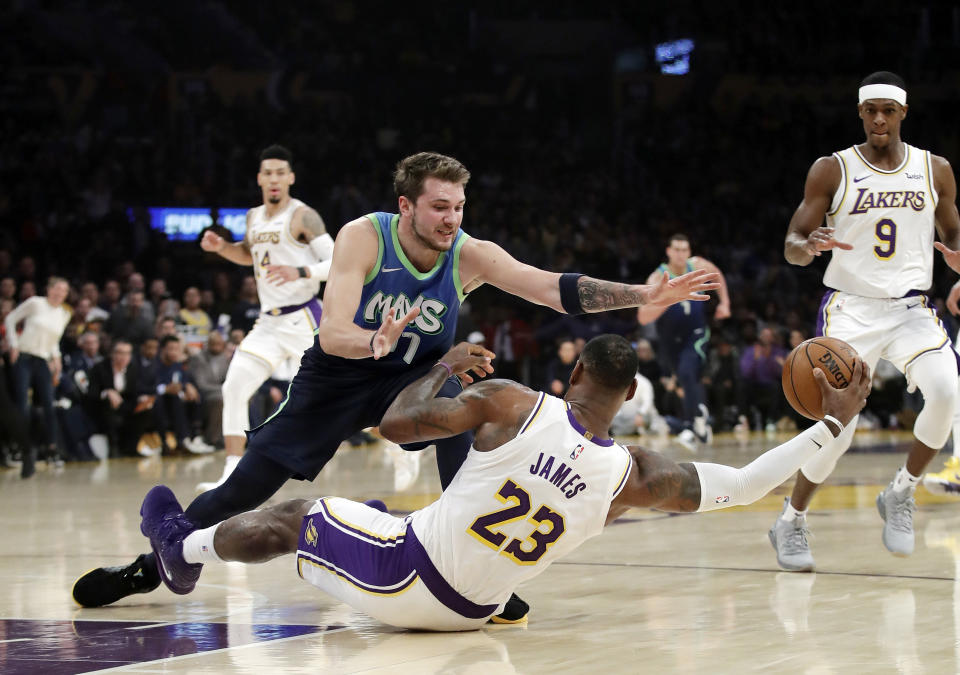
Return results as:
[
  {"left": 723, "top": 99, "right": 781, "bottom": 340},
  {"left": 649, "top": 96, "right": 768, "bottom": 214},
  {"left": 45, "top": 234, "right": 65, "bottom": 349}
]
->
[{"left": 467, "top": 478, "right": 566, "bottom": 566}]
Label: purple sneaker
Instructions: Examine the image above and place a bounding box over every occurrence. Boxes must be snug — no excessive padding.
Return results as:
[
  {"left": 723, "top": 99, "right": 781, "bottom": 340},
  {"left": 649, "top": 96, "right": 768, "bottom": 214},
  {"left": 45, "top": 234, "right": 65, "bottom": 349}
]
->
[{"left": 139, "top": 485, "right": 202, "bottom": 595}]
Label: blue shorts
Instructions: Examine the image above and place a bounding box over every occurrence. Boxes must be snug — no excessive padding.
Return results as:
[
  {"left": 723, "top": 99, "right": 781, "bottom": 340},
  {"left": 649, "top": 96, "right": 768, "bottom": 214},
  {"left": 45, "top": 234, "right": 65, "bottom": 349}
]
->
[{"left": 246, "top": 344, "right": 462, "bottom": 480}]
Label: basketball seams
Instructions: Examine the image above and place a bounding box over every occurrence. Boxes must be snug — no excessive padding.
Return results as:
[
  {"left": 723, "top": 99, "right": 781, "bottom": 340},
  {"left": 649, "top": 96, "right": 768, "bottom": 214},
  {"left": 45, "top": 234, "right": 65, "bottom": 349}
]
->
[
  {"left": 783, "top": 337, "right": 855, "bottom": 421},
  {"left": 820, "top": 343, "right": 854, "bottom": 374},
  {"left": 797, "top": 342, "right": 820, "bottom": 419}
]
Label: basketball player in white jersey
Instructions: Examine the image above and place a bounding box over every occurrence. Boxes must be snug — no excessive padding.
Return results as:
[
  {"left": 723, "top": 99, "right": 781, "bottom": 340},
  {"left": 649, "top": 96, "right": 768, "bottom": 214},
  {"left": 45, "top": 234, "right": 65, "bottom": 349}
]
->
[
  {"left": 198, "top": 145, "right": 333, "bottom": 491},
  {"left": 139, "top": 335, "right": 869, "bottom": 630},
  {"left": 768, "top": 71, "right": 960, "bottom": 571}
]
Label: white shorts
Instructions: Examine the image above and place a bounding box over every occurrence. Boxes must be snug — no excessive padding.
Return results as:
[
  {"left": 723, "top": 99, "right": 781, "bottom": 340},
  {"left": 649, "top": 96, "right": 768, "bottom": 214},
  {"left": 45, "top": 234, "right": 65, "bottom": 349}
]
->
[
  {"left": 236, "top": 302, "right": 319, "bottom": 370},
  {"left": 817, "top": 291, "right": 952, "bottom": 373},
  {"left": 296, "top": 498, "right": 499, "bottom": 632}
]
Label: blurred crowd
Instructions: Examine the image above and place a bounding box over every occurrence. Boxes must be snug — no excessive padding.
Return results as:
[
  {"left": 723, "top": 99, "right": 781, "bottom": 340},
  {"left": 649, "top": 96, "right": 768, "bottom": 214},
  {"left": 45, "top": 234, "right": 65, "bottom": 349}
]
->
[{"left": 4, "top": 3, "right": 960, "bottom": 472}]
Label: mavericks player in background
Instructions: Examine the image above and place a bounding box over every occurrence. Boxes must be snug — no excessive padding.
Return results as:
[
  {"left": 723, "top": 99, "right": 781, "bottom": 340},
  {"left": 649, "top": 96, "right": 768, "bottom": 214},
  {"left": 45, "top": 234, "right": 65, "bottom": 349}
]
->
[
  {"left": 139, "top": 336, "right": 869, "bottom": 630},
  {"left": 769, "top": 71, "right": 960, "bottom": 571},
  {"left": 197, "top": 144, "right": 333, "bottom": 491},
  {"left": 637, "top": 234, "right": 730, "bottom": 446}
]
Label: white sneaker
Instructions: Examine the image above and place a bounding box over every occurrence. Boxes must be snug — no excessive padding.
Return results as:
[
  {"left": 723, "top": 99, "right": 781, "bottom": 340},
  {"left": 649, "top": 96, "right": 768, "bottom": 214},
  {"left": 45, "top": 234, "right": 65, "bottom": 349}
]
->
[
  {"left": 676, "top": 429, "right": 697, "bottom": 452},
  {"left": 196, "top": 454, "right": 241, "bottom": 492},
  {"left": 384, "top": 442, "right": 421, "bottom": 491},
  {"left": 88, "top": 434, "right": 109, "bottom": 461},
  {"left": 184, "top": 436, "right": 215, "bottom": 455},
  {"left": 693, "top": 403, "right": 713, "bottom": 444},
  {"left": 137, "top": 443, "right": 160, "bottom": 458}
]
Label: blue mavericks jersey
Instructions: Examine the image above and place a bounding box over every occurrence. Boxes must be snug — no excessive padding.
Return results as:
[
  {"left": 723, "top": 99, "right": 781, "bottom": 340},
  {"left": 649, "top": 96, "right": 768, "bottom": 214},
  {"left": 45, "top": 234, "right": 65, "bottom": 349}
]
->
[
  {"left": 353, "top": 212, "right": 469, "bottom": 370},
  {"left": 656, "top": 261, "right": 706, "bottom": 340}
]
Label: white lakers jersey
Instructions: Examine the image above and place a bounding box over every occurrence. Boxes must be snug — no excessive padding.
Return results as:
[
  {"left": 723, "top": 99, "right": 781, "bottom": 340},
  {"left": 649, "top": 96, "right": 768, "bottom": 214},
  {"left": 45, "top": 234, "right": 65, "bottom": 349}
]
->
[
  {"left": 247, "top": 198, "right": 321, "bottom": 311},
  {"left": 823, "top": 144, "right": 938, "bottom": 298},
  {"left": 409, "top": 392, "right": 633, "bottom": 607}
]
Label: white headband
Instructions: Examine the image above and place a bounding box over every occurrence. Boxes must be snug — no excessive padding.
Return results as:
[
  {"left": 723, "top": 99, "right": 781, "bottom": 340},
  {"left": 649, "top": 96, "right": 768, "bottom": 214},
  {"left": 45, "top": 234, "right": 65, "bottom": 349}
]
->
[{"left": 858, "top": 84, "right": 907, "bottom": 105}]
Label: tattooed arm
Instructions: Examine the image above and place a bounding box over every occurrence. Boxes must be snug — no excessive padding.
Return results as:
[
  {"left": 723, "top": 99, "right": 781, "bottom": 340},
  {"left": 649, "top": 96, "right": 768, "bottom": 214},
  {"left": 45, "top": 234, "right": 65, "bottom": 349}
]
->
[
  {"left": 457, "top": 238, "right": 720, "bottom": 313},
  {"left": 607, "top": 446, "right": 702, "bottom": 521},
  {"left": 608, "top": 365, "right": 866, "bottom": 521}
]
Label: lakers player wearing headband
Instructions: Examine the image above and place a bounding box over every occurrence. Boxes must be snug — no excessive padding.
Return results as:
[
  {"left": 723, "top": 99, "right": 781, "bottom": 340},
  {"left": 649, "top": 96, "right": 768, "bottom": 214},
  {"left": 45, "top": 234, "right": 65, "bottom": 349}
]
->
[
  {"left": 137, "top": 336, "right": 869, "bottom": 630},
  {"left": 768, "top": 72, "right": 960, "bottom": 571},
  {"left": 196, "top": 144, "right": 334, "bottom": 491}
]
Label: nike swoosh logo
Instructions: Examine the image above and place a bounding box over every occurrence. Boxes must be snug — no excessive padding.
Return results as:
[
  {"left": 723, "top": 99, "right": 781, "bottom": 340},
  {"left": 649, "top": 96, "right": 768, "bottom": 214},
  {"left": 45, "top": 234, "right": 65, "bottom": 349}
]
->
[
  {"left": 853, "top": 174, "right": 871, "bottom": 183},
  {"left": 154, "top": 548, "right": 173, "bottom": 581},
  {"left": 381, "top": 267, "right": 403, "bottom": 273},
  {"left": 813, "top": 440, "right": 822, "bottom": 449},
  {"left": 906, "top": 304, "right": 919, "bottom": 310}
]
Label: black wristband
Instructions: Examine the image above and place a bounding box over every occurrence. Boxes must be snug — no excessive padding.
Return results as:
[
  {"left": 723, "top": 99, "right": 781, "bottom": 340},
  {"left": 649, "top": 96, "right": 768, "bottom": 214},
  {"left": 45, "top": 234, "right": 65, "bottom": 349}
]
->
[
  {"left": 297, "top": 266, "right": 308, "bottom": 278},
  {"left": 559, "top": 273, "right": 585, "bottom": 314}
]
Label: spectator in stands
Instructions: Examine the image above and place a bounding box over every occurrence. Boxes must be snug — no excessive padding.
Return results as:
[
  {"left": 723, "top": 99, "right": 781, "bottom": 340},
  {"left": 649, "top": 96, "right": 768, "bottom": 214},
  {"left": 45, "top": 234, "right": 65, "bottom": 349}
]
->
[
  {"left": 544, "top": 339, "right": 578, "bottom": 397},
  {"left": 188, "top": 331, "right": 230, "bottom": 448},
  {"left": 230, "top": 275, "right": 260, "bottom": 334},
  {"left": 178, "top": 286, "right": 212, "bottom": 350},
  {"left": 739, "top": 326, "right": 788, "bottom": 431},
  {"left": 4, "top": 276, "right": 72, "bottom": 466},
  {"left": 0, "top": 326, "right": 34, "bottom": 477},
  {"left": 107, "top": 290, "right": 154, "bottom": 347},
  {"left": 89, "top": 338, "right": 153, "bottom": 457},
  {"left": 153, "top": 335, "right": 210, "bottom": 455},
  {"left": 18, "top": 281, "right": 36, "bottom": 301},
  {"left": 703, "top": 332, "right": 743, "bottom": 431},
  {"left": 156, "top": 315, "right": 178, "bottom": 340},
  {"left": 0, "top": 276, "right": 15, "bottom": 302},
  {"left": 100, "top": 280, "right": 122, "bottom": 314}
]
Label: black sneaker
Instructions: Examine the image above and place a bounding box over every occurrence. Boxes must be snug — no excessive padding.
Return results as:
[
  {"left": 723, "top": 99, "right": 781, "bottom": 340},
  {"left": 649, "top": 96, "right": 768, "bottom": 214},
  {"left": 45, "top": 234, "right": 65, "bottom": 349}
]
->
[
  {"left": 72, "top": 553, "right": 161, "bottom": 607},
  {"left": 488, "top": 592, "right": 530, "bottom": 624}
]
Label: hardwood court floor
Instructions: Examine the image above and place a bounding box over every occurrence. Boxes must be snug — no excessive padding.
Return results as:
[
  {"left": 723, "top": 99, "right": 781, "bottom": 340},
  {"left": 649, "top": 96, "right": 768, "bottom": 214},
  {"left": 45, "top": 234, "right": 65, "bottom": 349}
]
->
[{"left": 3, "top": 429, "right": 960, "bottom": 674}]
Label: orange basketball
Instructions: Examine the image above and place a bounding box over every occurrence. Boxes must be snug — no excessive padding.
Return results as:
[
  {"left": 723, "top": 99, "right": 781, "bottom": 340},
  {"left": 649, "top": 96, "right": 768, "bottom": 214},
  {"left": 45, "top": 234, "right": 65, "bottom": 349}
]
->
[{"left": 781, "top": 336, "right": 859, "bottom": 420}]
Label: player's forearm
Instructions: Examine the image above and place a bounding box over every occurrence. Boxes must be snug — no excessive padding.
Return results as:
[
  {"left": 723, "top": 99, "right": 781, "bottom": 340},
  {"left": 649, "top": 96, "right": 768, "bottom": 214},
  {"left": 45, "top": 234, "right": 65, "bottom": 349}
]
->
[
  {"left": 316, "top": 321, "right": 377, "bottom": 359},
  {"left": 380, "top": 365, "right": 452, "bottom": 443},
  {"left": 692, "top": 421, "right": 838, "bottom": 512},
  {"left": 217, "top": 242, "right": 254, "bottom": 266},
  {"left": 784, "top": 234, "right": 815, "bottom": 266},
  {"left": 577, "top": 277, "right": 650, "bottom": 313}
]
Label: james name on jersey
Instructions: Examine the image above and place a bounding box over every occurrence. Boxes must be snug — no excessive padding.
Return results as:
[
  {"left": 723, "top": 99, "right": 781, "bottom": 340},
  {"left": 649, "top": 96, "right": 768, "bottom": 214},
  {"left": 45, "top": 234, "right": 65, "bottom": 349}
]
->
[
  {"left": 529, "top": 451, "right": 588, "bottom": 499},
  {"left": 363, "top": 290, "right": 447, "bottom": 334}
]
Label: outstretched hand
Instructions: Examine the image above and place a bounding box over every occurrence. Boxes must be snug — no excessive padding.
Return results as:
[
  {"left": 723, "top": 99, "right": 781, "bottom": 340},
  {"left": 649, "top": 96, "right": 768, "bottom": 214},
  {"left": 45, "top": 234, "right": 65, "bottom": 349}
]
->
[
  {"left": 815, "top": 357, "right": 871, "bottom": 427},
  {"left": 439, "top": 342, "right": 497, "bottom": 383},
  {"left": 803, "top": 227, "right": 853, "bottom": 256},
  {"left": 372, "top": 307, "right": 421, "bottom": 359},
  {"left": 644, "top": 269, "right": 720, "bottom": 307},
  {"left": 934, "top": 242, "right": 960, "bottom": 275}
]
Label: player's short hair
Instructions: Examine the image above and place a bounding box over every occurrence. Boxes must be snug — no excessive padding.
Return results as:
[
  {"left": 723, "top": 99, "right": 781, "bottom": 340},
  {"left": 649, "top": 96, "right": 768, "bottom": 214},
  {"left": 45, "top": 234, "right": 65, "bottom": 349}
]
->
[
  {"left": 668, "top": 233, "right": 689, "bottom": 247},
  {"left": 579, "top": 334, "right": 639, "bottom": 391},
  {"left": 259, "top": 144, "right": 293, "bottom": 170},
  {"left": 860, "top": 71, "right": 906, "bottom": 90},
  {"left": 47, "top": 276, "right": 68, "bottom": 289},
  {"left": 159, "top": 334, "right": 181, "bottom": 349},
  {"left": 394, "top": 152, "right": 471, "bottom": 202}
]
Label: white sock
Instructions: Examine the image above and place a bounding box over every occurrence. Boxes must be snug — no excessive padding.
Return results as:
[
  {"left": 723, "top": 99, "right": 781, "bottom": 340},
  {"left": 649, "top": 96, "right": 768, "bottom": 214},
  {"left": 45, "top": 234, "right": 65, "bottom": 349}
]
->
[
  {"left": 892, "top": 465, "right": 921, "bottom": 494},
  {"left": 781, "top": 502, "right": 806, "bottom": 523},
  {"left": 183, "top": 524, "right": 224, "bottom": 565}
]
